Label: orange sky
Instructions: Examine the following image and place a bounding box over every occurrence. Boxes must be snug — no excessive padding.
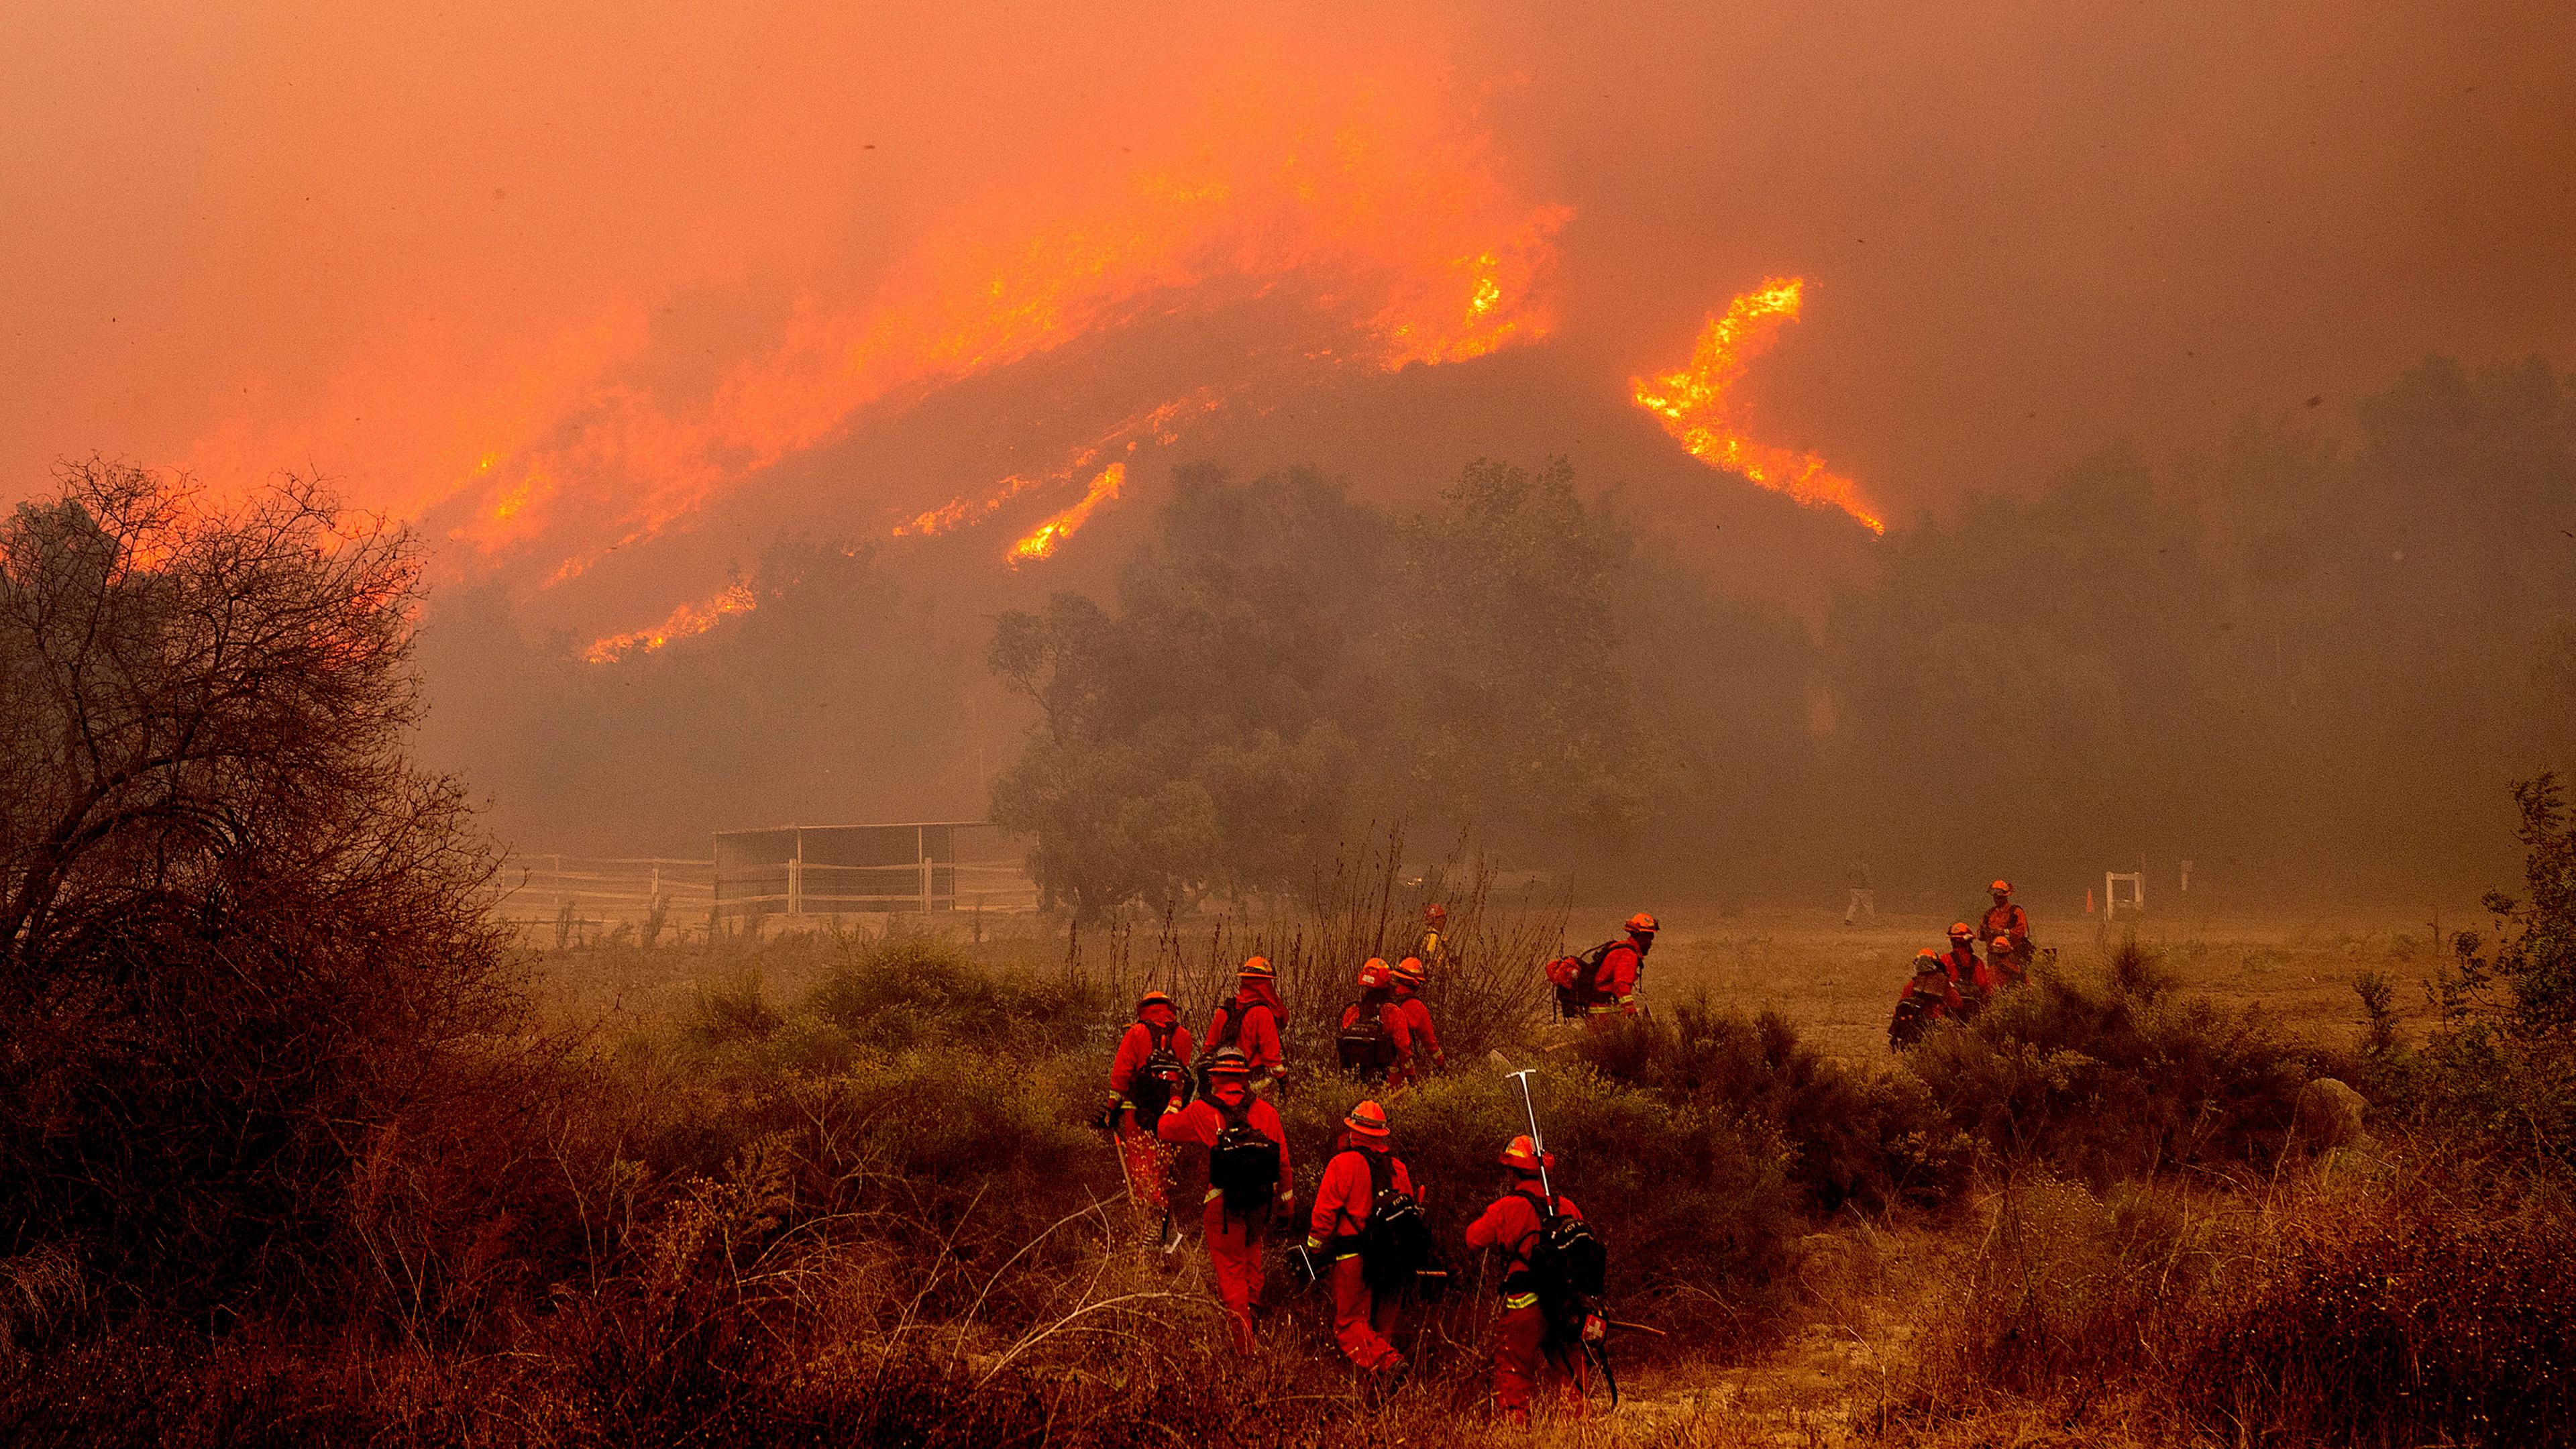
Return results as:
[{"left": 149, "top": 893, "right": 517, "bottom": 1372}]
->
[{"left": 6, "top": 1, "right": 2571, "bottom": 607}]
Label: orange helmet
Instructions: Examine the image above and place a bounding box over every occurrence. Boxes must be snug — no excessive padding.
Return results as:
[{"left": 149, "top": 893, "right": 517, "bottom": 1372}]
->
[
  {"left": 1344, "top": 1100, "right": 1391, "bottom": 1138},
  {"left": 1136, "top": 990, "right": 1175, "bottom": 1016},
  {"left": 1425, "top": 904, "right": 1449, "bottom": 923},
  {"left": 1205, "top": 1046, "right": 1252, "bottom": 1077},
  {"left": 1498, "top": 1134, "right": 1555, "bottom": 1174},
  {"left": 1238, "top": 956, "right": 1275, "bottom": 980},
  {"left": 1356, "top": 957, "right": 1391, "bottom": 989},
  {"left": 1913, "top": 949, "right": 1947, "bottom": 976},
  {"left": 1625, "top": 912, "right": 1660, "bottom": 935},
  {"left": 1948, "top": 921, "right": 1974, "bottom": 941},
  {"left": 1990, "top": 879, "right": 2013, "bottom": 895},
  {"left": 1392, "top": 956, "right": 1428, "bottom": 987}
]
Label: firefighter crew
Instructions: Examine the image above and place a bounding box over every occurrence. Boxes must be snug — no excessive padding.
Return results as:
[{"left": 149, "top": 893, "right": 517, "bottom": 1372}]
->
[
  {"left": 1979, "top": 879, "right": 2032, "bottom": 977},
  {"left": 1464, "top": 1136, "right": 1593, "bottom": 1426},
  {"left": 1388, "top": 955, "right": 1447, "bottom": 1077},
  {"left": 1306, "top": 1100, "right": 1413, "bottom": 1377},
  {"left": 1339, "top": 958, "right": 1417, "bottom": 1088},
  {"left": 1205, "top": 955, "right": 1288, "bottom": 1092},
  {"left": 1157, "top": 1046, "right": 1292, "bottom": 1354},
  {"left": 1106, "top": 990, "right": 1193, "bottom": 1213},
  {"left": 1587, "top": 913, "right": 1657, "bottom": 1028},
  {"left": 1417, "top": 904, "right": 1453, "bottom": 975},
  {"left": 1941, "top": 922, "right": 1996, "bottom": 1010}
]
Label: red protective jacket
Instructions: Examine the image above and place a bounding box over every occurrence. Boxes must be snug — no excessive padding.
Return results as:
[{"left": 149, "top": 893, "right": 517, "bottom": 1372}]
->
[
  {"left": 1157, "top": 1083, "right": 1292, "bottom": 1194},
  {"left": 1980, "top": 902, "right": 2031, "bottom": 945},
  {"left": 1591, "top": 938, "right": 1645, "bottom": 1014},
  {"left": 1108, "top": 1007, "right": 1194, "bottom": 1103},
  {"left": 1391, "top": 993, "right": 1444, "bottom": 1068},
  {"left": 1205, "top": 991, "right": 1285, "bottom": 1076},
  {"left": 1307, "top": 1143, "right": 1413, "bottom": 1250},
  {"left": 1941, "top": 945, "right": 1996, "bottom": 996},
  {"left": 1464, "top": 1187, "right": 1585, "bottom": 1293}
]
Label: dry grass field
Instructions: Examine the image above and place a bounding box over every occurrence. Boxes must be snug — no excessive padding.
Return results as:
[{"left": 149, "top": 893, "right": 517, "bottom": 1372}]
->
[{"left": 535, "top": 898, "right": 2470, "bottom": 1065}]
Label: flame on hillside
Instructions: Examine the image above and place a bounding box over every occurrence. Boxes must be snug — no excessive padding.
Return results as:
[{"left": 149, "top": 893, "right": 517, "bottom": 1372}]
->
[
  {"left": 580, "top": 581, "right": 757, "bottom": 663},
  {"left": 1633, "top": 278, "right": 1882, "bottom": 535},
  {"left": 1010, "top": 464, "right": 1124, "bottom": 564},
  {"left": 435, "top": 87, "right": 1566, "bottom": 584},
  {"left": 896, "top": 392, "right": 1220, "bottom": 541}
]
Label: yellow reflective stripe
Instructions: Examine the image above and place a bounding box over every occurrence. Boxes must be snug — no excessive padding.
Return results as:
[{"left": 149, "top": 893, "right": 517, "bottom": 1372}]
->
[{"left": 1503, "top": 1292, "right": 1539, "bottom": 1310}]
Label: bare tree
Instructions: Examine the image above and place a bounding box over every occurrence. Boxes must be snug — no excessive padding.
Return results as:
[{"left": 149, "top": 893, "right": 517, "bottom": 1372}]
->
[{"left": 0, "top": 458, "right": 521, "bottom": 1310}]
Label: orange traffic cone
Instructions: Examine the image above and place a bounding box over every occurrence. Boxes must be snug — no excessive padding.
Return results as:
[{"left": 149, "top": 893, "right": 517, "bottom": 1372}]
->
[{"left": 2086, "top": 888, "right": 2096, "bottom": 914}]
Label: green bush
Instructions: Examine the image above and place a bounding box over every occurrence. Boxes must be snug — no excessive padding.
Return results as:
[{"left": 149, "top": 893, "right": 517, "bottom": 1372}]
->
[
  {"left": 1573, "top": 996, "right": 1971, "bottom": 1212},
  {"left": 1907, "top": 940, "right": 2312, "bottom": 1183},
  {"left": 1275, "top": 1064, "right": 1803, "bottom": 1350}
]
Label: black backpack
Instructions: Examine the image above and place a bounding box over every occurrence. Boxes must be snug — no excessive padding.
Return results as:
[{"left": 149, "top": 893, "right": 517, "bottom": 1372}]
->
[
  {"left": 1550, "top": 941, "right": 1621, "bottom": 1018},
  {"left": 1128, "top": 1021, "right": 1192, "bottom": 1120},
  {"left": 1207, "top": 1099, "right": 1281, "bottom": 1218},
  {"left": 1515, "top": 1191, "right": 1607, "bottom": 1342},
  {"left": 1888, "top": 994, "right": 1939, "bottom": 1051},
  {"left": 1357, "top": 1150, "right": 1436, "bottom": 1294},
  {"left": 1336, "top": 997, "right": 1399, "bottom": 1073}
]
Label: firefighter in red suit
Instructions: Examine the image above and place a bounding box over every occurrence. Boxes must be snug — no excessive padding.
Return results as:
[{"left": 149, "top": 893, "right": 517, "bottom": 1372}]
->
[
  {"left": 1979, "top": 879, "right": 2032, "bottom": 984},
  {"left": 1205, "top": 956, "right": 1287, "bottom": 1091},
  {"left": 1106, "top": 990, "right": 1192, "bottom": 1212},
  {"left": 1464, "top": 1135, "right": 1593, "bottom": 1426},
  {"left": 1339, "top": 958, "right": 1417, "bottom": 1088},
  {"left": 1585, "top": 913, "right": 1657, "bottom": 1029},
  {"left": 1157, "top": 1046, "right": 1291, "bottom": 1353},
  {"left": 1305, "top": 1099, "right": 1412, "bottom": 1375},
  {"left": 1388, "top": 955, "right": 1446, "bottom": 1078},
  {"left": 1941, "top": 922, "right": 1996, "bottom": 1008}
]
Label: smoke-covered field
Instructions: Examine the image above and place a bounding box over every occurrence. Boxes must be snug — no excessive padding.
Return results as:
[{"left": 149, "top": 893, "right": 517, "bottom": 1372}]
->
[{"left": 529, "top": 903, "right": 2461, "bottom": 1063}]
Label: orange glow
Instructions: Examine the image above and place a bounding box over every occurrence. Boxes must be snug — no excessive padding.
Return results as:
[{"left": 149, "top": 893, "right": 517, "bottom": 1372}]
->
[
  {"left": 580, "top": 581, "right": 757, "bottom": 664},
  {"left": 1009, "top": 464, "right": 1123, "bottom": 564},
  {"left": 440, "top": 86, "right": 1566, "bottom": 583},
  {"left": 1632, "top": 278, "right": 1883, "bottom": 535}
]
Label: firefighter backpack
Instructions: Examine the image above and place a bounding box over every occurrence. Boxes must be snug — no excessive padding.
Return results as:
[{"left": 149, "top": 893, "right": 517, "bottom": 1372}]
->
[
  {"left": 1128, "top": 1022, "right": 1193, "bottom": 1120},
  {"left": 1336, "top": 1001, "right": 1399, "bottom": 1074},
  {"left": 1544, "top": 941, "right": 1620, "bottom": 1019},
  {"left": 1887, "top": 995, "right": 1937, "bottom": 1051},
  {"left": 1516, "top": 1191, "right": 1608, "bottom": 1343},
  {"left": 1356, "top": 1151, "right": 1436, "bottom": 1295},
  {"left": 1206, "top": 1100, "right": 1281, "bottom": 1218}
]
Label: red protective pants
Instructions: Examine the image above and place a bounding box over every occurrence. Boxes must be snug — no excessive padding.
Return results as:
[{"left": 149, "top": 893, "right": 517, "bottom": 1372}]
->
[
  {"left": 1326, "top": 1254, "right": 1403, "bottom": 1371},
  {"left": 1493, "top": 1304, "right": 1589, "bottom": 1426},
  {"left": 1202, "top": 1198, "right": 1267, "bottom": 1354}
]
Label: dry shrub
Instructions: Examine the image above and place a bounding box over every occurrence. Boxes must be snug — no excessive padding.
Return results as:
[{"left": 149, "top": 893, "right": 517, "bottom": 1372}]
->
[
  {"left": 1907, "top": 938, "right": 2314, "bottom": 1183},
  {"left": 0, "top": 463, "right": 524, "bottom": 1320},
  {"left": 2178, "top": 1163, "right": 2576, "bottom": 1446},
  {"left": 1071, "top": 828, "right": 1562, "bottom": 1064},
  {"left": 1886, "top": 1154, "right": 2576, "bottom": 1448},
  {"left": 1576, "top": 996, "right": 1972, "bottom": 1214}
]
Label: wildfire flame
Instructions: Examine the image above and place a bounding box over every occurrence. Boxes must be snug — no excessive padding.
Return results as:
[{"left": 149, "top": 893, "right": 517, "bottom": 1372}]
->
[
  {"left": 1632, "top": 278, "right": 1882, "bottom": 535},
  {"left": 579, "top": 581, "right": 757, "bottom": 664},
  {"left": 439, "top": 91, "right": 1566, "bottom": 583},
  {"left": 1009, "top": 464, "right": 1124, "bottom": 565},
  {"left": 895, "top": 392, "right": 1220, "bottom": 541}
]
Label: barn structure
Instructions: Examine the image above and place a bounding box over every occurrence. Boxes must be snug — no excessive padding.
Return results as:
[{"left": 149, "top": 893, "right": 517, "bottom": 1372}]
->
[{"left": 711, "top": 820, "right": 1036, "bottom": 922}]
